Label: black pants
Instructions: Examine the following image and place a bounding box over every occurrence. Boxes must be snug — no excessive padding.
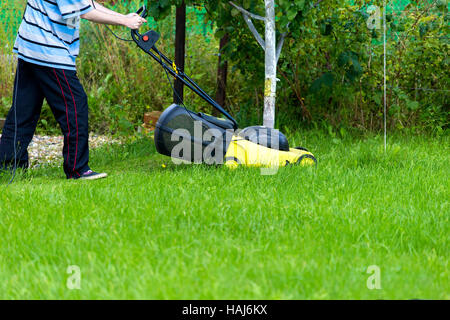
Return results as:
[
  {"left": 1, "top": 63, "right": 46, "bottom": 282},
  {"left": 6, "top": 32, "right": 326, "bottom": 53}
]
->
[{"left": 0, "top": 59, "right": 90, "bottom": 178}]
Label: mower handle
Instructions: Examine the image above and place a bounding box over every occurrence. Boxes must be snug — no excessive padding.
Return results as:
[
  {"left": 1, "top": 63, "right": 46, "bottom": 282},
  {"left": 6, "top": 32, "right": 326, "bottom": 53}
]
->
[
  {"left": 136, "top": 5, "right": 148, "bottom": 19},
  {"left": 131, "top": 5, "right": 148, "bottom": 39},
  {"left": 130, "top": 5, "right": 238, "bottom": 129}
]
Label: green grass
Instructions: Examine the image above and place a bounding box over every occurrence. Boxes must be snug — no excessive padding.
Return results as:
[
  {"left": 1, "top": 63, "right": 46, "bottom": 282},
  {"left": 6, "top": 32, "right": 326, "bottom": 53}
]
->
[{"left": 0, "top": 131, "right": 448, "bottom": 299}]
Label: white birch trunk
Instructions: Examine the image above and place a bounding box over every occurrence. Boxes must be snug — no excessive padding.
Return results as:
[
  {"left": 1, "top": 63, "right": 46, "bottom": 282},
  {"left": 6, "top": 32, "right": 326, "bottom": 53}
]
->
[{"left": 263, "top": 0, "right": 276, "bottom": 129}]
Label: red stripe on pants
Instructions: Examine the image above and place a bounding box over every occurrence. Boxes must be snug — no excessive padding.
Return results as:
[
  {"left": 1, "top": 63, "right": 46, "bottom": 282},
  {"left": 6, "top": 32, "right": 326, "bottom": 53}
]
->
[
  {"left": 63, "top": 70, "right": 79, "bottom": 175},
  {"left": 53, "top": 69, "right": 72, "bottom": 177}
]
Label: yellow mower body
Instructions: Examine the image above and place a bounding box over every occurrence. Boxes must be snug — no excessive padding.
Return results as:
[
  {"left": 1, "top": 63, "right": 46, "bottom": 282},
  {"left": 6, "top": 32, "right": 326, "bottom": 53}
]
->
[
  {"left": 154, "top": 106, "right": 316, "bottom": 168},
  {"left": 225, "top": 135, "right": 316, "bottom": 169}
]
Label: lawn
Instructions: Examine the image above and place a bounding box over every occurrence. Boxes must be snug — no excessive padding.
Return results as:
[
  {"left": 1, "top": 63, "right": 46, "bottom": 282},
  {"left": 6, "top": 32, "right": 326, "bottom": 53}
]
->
[{"left": 0, "top": 131, "right": 448, "bottom": 299}]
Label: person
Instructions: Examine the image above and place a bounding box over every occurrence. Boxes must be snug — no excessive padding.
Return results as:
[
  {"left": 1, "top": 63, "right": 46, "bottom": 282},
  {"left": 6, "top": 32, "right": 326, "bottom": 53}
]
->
[{"left": 0, "top": 0, "right": 147, "bottom": 180}]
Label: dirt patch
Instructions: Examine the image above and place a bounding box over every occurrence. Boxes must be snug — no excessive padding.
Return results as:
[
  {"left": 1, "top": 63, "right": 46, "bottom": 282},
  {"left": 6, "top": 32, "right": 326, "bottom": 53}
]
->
[{"left": 0, "top": 134, "right": 120, "bottom": 168}]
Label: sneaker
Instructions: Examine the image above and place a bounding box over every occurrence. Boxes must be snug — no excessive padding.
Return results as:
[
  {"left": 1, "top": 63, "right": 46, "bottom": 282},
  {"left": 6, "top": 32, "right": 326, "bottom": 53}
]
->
[{"left": 75, "top": 170, "right": 108, "bottom": 181}]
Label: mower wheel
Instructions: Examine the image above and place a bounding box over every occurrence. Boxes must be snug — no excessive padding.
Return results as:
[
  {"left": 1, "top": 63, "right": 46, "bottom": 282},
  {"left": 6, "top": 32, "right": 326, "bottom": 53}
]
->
[{"left": 296, "top": 154, "right": 317, "bottom": 167}]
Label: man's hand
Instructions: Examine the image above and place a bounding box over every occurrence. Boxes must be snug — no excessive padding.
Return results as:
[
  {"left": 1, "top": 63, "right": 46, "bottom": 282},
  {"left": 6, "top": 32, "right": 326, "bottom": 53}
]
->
[
  {"left": 123, "top": 13, "right": 147, "bottom": 30},
  {"left": 81, "top": 7, "right": 147, "bottom": 30},
  {"left": 125, "top": 13, "right": 140, "bottom": 18}
]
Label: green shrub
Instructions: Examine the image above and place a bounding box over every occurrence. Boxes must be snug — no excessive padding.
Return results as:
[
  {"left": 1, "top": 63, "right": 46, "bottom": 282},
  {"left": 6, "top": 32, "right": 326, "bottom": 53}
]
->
[
  {"left": 0, "top": 0, "right": 448, "bottom": 135},
  {"left": 275, "top": 0, "right": 449, "bottom": 133}
]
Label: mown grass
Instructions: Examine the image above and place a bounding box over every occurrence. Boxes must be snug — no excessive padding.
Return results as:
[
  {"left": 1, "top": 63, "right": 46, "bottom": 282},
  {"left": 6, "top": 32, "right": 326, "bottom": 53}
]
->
[{"left": 0, "top": 131, "right": 448, "bottom": 299}]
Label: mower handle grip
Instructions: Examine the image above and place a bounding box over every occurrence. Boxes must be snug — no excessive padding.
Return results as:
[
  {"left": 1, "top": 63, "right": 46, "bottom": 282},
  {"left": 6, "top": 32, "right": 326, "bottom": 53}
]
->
[
  {"left": 131, "top": 4, "right": 148, "bottom": 39},
  {"left": 136, "top": 5, "right": 148, "bottom": 19},
  {"left": 132, "top": 5, "right": 148, "bottom": 38}
]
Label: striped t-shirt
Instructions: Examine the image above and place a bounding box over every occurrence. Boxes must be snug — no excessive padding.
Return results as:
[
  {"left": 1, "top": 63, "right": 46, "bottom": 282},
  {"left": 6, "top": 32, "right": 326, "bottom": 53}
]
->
[{"left": 13, "top": 0, "right": 93, "bottom": 71}]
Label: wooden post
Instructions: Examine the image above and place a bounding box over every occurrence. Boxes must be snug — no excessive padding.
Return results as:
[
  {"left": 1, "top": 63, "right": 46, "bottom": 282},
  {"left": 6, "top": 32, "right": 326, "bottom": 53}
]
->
[
  {"left": 174, "top": 1, "right": 186, "bottom": 105},
  {"left": 213, "top": 33, "right": 229, "bottom": 116}
]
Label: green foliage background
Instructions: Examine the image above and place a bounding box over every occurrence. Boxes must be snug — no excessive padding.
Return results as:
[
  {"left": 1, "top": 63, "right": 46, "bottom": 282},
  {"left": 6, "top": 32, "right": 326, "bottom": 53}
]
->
[{"left": 0, "top": 0, "right": 448, "bottom": 135}]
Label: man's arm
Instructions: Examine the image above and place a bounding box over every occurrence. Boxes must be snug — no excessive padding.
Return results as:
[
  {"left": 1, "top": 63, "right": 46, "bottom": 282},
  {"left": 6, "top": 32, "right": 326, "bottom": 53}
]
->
[
  {"left": 81, "top": 1, "right": 146, "bottom": 29},
  {"left": 91, "top": 1, "right": 124, "bottom": 17}
]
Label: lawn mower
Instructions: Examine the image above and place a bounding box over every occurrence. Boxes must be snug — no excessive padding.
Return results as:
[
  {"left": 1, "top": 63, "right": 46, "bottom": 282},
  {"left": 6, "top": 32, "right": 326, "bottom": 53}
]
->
[{"left": 132, "top": 6, "right": 316, "bottom": 168}]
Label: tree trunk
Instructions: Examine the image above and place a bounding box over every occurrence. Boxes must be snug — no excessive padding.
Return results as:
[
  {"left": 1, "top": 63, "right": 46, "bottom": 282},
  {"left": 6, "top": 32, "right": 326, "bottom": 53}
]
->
[
  {"left": 174, "top": 1, "right": 186, "bottom": 104},
  {"left": 263, "top": 0, "right": 276, "bottom": 129},
  {"left": 213, "top": 33, "right": 229, "bottom": 117}
]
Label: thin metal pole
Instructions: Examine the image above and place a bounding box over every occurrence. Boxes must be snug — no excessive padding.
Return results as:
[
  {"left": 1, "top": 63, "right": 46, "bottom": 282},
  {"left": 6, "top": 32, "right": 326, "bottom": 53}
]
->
[{"left": 383, "top": 0, "right": 387, "bottom": 152}]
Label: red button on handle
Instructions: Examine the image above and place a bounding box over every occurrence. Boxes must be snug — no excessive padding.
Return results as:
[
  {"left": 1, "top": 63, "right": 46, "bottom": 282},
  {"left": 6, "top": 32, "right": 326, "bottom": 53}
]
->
[{"left": 143, "top": 35, "right": 149, "bottom": 42}]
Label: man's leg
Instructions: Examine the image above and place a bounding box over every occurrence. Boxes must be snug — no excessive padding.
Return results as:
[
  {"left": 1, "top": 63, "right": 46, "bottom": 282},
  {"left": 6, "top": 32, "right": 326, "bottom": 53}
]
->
[
  {"left": 0, "top": 59, "right": 44, "bottom": 170},
  {"left": 32, "top": 66, "right": 90, "bottom": 179}
]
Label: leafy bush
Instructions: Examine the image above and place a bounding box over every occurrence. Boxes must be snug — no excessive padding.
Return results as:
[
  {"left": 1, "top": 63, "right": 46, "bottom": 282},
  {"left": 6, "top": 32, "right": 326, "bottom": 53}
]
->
[
  {"left": 206, "top": 0, "right": 448, "bottom": 133},
  {"left": 0, "top": 0, "right": 448, "bottom": 135},
  {"left": 276, "top": 0, "right": 449, "bottom": 133}
]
